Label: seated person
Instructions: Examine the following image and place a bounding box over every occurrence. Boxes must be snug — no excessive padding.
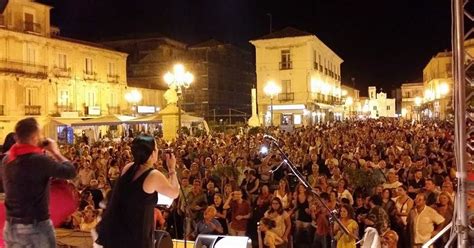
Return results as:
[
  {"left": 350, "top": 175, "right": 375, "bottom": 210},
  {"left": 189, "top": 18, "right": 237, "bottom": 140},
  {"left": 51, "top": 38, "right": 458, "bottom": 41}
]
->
[{"left": 192, "top": 206, "right": 223, "bottom": 239}]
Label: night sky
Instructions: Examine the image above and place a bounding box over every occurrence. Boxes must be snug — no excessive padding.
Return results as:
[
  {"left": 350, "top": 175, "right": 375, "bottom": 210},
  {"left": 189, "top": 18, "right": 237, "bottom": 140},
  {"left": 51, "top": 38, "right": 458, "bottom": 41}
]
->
[{"left": 39, "top": 0, "right": 452, "bottom": 96}]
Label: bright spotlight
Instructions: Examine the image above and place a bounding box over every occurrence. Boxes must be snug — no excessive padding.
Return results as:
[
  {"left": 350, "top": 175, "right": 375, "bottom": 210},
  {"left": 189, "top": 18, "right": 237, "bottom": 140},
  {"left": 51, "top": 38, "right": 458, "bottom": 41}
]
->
[{"left": 259, "top": 145, "right": 269, "bottom": 155}]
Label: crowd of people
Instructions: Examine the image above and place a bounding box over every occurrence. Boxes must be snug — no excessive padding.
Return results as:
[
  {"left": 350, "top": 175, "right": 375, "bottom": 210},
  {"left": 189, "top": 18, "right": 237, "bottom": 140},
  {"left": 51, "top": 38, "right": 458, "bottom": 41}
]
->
[{"left": 1, "top": 118, "right": 470, "bottom": 248}]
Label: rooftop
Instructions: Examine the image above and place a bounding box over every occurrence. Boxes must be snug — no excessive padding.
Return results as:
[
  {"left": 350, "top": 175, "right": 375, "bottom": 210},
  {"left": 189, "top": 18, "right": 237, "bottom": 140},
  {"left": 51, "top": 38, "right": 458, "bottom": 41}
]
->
[{"left": 253, "top": 27, "right": 313, "bottom": 41}]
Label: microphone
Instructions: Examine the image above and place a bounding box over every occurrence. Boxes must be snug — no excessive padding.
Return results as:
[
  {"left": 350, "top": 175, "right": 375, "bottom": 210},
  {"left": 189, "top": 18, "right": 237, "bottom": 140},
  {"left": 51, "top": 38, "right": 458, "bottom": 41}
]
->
[
  {"left": 40, "top": 139, "right": 50, "bottom": 148},
  {"left": 263, "top": 134, "right": 278, "bottom": 143}
]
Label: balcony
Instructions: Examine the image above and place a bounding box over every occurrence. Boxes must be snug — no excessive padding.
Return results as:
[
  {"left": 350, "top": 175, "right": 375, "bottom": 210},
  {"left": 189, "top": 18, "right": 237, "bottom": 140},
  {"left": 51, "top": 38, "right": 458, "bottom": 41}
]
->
[
  {"left": 24, "top": 22, "right": 41, "bottom": 34},
  {"left": 278, "top": 92, "right": 295, "bottom": 101},
  {"left": 52, "top": 67, "right": 71, "bottom": 78},
  {"left": 83, "top": 71, "right": 97, "bottom": 80},
  {"left": 57, "top": 104, "right": 72, "bottom": 113},
  {"left": 0, "top": 60, "right": 47, "bottom": 78},
  {"left": 108, "top": 106, "right": 120, "bottom": 114},
  {"left": 279, "top": 61, "right": 292, "bottom": 70},
  {"left": 25, "top": 105, "right": 41, "bottom": 116},
  {"left": 0, "top": 105, "right": 4, "bottom": 115},
  {"left": 107, "top": 74, "right": 120, "bottom": 83}
]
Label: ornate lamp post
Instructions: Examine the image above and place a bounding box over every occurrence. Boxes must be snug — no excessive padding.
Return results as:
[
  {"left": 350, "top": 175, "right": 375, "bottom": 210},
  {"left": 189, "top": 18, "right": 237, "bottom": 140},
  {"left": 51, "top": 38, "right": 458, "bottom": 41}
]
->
[
  {"left": 264, "top": 81, "right": 281, "bottom": 127},
  {"left": 414, "top": 96, "right": 422, "bottom": 121},
  {"left": 163, "top": 64, "right": 194, "bottom": 134},
  {"left": 125, "top": 89, "right": 142, "bottom": 116}
]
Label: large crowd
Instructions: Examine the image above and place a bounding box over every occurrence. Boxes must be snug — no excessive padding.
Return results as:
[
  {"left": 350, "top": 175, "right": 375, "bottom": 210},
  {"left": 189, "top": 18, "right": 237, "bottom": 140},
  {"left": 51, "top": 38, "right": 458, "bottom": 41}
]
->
[{"left": 2, "top": 118, "right": 471, "bottom": 248}]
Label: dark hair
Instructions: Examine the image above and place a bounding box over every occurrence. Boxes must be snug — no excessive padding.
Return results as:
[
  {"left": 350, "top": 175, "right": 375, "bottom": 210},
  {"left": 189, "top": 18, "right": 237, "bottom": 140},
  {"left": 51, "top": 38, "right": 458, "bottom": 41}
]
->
[
  {"left": 382, "top": 188, "right": 392, "bottom": 199},
  {"left": 15, "top": 118, "right": 39, "bottom": 143},
  {"left": 370, "top": 194, "right": 383, "bottom": 206},
  {"left": 320, "top": 192, "right": 330, "bottom": 201},
  {"left": 340, "top": 203, "right": 355, "bottom": 219},
  {"left": 2, "top": 132, "right": 16, "bottom": 153},
  {"left": 269, "top": 197, "right": 284, "bottom": 215},
  {"left": 260, "top": 217, "right": 276, "bottom": 229},
  {"left": 124, "top": 135, "right": 156, "bottom": 182}
]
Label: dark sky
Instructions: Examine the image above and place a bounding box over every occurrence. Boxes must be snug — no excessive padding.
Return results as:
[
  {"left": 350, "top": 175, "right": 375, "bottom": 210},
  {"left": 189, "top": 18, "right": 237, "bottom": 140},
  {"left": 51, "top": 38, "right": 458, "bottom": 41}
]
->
[{"left": 39, "top": 0, "right": 452, "bottom": 95}]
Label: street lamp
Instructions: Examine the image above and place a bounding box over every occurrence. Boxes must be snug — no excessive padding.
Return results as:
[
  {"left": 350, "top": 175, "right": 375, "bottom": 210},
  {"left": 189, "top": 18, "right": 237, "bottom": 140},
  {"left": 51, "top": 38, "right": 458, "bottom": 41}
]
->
[
  {"left": 125, "top": 89, "right": 142, "bottom": 116},
  {"left": 163, "top": 64, "right": 194, "bottom": 134},
  {"left": 414, "top": 96, "right": 422, "bottom": 121},
  {"left": 345, "top": 96, "right": 353, "bottom": 119},
  {"left": 264, "top": 81, "right": 281, "bottom": 127}
]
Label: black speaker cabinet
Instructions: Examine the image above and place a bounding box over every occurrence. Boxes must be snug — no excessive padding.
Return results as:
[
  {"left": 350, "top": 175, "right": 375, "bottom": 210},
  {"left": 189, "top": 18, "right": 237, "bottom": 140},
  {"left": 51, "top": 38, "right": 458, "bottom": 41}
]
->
[
  {"left": 154, "top": 230, "right": 173, "bottom": 248},
  {"left": 194, "top": 234, "right": 252, "bottom": 248}
]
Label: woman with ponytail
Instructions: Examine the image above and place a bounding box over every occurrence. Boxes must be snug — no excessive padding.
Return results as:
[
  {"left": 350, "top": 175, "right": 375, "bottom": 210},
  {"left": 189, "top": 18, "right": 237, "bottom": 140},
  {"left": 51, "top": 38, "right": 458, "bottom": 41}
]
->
[{"left": 95, "top": 135, "right": 180, "bottom": 248}]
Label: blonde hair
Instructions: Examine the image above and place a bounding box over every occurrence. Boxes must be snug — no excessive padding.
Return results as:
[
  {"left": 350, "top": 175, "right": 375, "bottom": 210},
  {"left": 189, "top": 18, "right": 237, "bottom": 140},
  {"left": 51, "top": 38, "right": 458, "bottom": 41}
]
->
[{"left": 204, "top": 206, "right": 217, "bottom": 217}]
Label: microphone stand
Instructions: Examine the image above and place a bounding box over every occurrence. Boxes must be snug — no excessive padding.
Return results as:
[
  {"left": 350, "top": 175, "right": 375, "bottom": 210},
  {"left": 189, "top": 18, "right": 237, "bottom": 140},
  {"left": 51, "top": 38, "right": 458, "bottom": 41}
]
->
[
  {"left": 176, "top": 177, "right": 190, "bottom": 248},
  {"left": 265, "top": 138, "right": 356, "bottom": 248}
]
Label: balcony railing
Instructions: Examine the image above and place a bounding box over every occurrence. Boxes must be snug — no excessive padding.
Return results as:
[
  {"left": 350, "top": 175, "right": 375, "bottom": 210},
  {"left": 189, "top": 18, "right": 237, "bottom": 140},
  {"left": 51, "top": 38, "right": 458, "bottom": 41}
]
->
[
  {"left": 108, "top": 106, "right": 120, "bottom": 114},
  {"left": 24, "top": 22, "right": 41, "bottom": 34},
  {"left": 83, "top": 71, "right": 97, "bottom": 80},
  {"left": 279, "top": 61, "right": 292, "bottom": 70},
  {"left": 52, "top": 67, "right": 71, "bottom": 78},
  {"left": 57, "top": 104, "right": 72, "bottom": 113},
  {"left": 107, "top": 74, "right": 120, "bottom": 83},
  {"left": 0, "top": 105, "right": 4, "bottom": 115},
  {"left": 278, "top": 92, "right": 295, "bottom": 101},
  {"left": 25, "top": 105, "right": 41, "bottom": 116},
  {"left": 0, "top": 60, "right": 47, "bottom": 78}
]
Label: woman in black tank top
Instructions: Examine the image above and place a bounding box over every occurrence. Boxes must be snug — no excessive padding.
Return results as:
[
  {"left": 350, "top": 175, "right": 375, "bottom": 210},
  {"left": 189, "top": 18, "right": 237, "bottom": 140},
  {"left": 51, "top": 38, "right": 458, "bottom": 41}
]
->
[{"left": 96, "top": 135, "right": 180, "bottom": 248}]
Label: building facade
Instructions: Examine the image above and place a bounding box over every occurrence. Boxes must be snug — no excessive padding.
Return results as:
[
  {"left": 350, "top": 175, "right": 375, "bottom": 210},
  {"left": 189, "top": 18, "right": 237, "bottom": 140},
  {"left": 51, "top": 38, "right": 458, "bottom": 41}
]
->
[
  {"left": 250, "top": 27, "right": 343, "bottom": 127},
  {"left": 340, "top": 84, "right": 360, "bottom": 119},
  {"left": 363, "top": 87, "right": 396, "bottom": 118},
  {"left": 103, "top": 38, "right": 255, "bottom": 124},
  {"left": 421, "top": 39, "right": 474, "bottom": 119},
  {"left": 0, "top": 0, "right": 163, "bottom": 143},
  {"left": 401, "top": 82, "right": 423, "bottom": 120}
]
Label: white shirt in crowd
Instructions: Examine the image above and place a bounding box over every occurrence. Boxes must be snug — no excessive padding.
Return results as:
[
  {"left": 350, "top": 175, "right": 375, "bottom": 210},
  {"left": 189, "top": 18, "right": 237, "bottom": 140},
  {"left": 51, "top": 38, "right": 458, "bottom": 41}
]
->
[{"left": 413, "top": 205, "right": 445, "bottom": 244}]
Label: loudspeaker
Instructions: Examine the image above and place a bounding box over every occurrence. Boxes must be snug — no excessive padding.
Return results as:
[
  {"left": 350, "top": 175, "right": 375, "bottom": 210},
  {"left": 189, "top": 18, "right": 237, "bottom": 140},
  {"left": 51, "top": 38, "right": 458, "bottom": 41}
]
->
[
  {"left": 194, "top": 234, "right": 252, "bottom": 248},
  {"left": 154, "top": 230, "right": 172, "bottom": 248}
]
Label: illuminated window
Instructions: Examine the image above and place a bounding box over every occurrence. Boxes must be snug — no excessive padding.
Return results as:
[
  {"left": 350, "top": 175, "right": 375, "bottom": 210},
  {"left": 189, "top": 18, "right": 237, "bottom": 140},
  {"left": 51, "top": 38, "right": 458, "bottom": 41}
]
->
[
  {"left": 58, "top": 54, "right": 67, "bottom": 69},
  {"left": 85, "top": 58, "right": 93, "bottom": 75}
]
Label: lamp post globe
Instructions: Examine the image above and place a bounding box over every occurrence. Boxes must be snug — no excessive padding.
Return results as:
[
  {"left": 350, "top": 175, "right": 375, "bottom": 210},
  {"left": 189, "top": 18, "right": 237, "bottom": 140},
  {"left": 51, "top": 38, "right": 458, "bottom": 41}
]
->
[
  {"left": 163, "top": 63, "right": 194, "bottom": 135},
  {"left": 264, "top": 81, "right": 281, "bottom": 127}
]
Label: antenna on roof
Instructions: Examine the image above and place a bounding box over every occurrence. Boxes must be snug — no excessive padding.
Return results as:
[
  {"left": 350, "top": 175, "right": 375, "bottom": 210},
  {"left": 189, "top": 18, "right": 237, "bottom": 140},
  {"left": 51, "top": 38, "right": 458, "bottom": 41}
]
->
[{"left": 266, "top": 13, "right": 272, "bottom": 34}]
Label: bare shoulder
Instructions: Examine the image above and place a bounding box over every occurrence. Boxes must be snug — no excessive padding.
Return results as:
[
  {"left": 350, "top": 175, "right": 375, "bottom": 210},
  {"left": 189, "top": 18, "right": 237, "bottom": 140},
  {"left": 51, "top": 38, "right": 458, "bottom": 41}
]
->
[
  {"left": 121, "top": 162, "right": 134, "bottom": 176},
  {"left": 143, "top": 169, "right": 165, "bottom": 193}
]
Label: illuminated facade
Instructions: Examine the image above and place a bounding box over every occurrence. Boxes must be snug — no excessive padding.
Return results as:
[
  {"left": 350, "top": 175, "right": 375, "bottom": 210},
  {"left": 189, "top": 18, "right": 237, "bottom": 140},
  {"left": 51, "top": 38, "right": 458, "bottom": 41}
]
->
[
  {"left": 360, "top": 87, "right": 396, "bottom": 118},
  {"left": 0, "top": 0, "right": 163, "bottom": 143},
  {"left": 421, "top": 39, "right": 474, "bottom": 119},
  {"left": 250, "top": 27, "right": 343, "bottom": 127},
  {"left": 401, "top": 82, "right": 423, "bottom": 120},
  {"left": 340, "top": 84, "right": 360, "bottom": 119}
]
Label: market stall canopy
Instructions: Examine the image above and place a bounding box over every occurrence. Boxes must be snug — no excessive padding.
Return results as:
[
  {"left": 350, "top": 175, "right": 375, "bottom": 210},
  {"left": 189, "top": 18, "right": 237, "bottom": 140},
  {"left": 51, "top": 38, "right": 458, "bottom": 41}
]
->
[
  {"left": 71, "top": 115, "right": 135, "bottom": 126},
  {"left": 124, "top": 113, "right": 204, "bottom": 124}
]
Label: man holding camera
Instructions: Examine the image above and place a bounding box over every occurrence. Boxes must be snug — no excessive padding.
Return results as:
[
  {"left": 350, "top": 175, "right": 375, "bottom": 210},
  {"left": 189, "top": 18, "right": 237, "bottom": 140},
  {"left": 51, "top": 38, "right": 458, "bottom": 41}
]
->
[{"left": 1, "top": 117, "right": 76, "bottom": 248}]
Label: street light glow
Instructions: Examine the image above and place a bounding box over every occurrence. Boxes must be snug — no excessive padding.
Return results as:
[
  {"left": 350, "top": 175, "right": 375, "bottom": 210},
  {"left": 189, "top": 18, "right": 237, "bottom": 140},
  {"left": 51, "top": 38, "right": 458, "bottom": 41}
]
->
[
  {"left": 439, "top": 83, "right": 449, "bottom": 96},
  {"left": 264, "top": 81, "right": 281, "bottom": 97},
  {"left": 345, "top": 97, "right": 353, "bottom": 106},
  {"left": 414, "top": 97, "right": 422, "bottom": 106},
  {"left": 125, "top": 89, "right": 142, "bottom": 104},
  {"left": 164, "top": 64, "right": 193, "bottom": 90}
]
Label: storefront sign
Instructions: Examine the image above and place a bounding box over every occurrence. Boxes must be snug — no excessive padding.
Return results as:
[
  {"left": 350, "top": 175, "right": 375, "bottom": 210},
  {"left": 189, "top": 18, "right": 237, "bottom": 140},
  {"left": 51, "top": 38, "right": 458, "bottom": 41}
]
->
[
  {"left": 137, "top": 106, "right": 156, "bottom": 114},
  {"left": 88, "top": 106, "right": 101, "bottom": 116}
]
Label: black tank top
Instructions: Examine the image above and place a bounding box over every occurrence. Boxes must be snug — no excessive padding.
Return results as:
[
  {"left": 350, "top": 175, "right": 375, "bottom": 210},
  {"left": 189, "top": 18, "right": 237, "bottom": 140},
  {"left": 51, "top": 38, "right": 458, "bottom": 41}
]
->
[
  {"left": 296, "top": 196, "right": 312, "bottom": 222},
  {"left": 97, "top": 167, "right": 158, "bottom": 248}
]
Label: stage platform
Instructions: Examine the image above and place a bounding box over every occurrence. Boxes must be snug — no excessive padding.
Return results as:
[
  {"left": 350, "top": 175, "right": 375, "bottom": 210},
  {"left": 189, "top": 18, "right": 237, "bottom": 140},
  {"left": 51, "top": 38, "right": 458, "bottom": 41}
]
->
[{"left": 56, "top": 229, "right": 195, "bottom": 248}]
